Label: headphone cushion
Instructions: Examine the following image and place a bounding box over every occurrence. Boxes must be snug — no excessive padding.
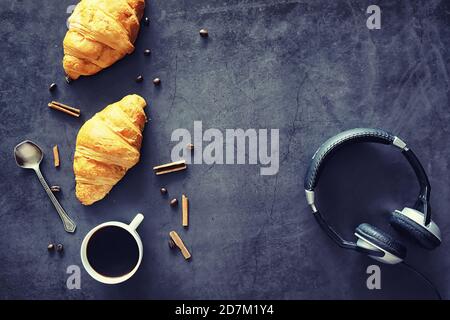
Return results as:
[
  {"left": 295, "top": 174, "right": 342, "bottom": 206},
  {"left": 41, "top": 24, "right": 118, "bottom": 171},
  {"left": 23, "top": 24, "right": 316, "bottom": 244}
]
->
[
  {"left": 390, "top": 211, "right": 441, "bottom": 250},
  {"left": 355, "top": 223, "right": 407, "bottom": 259}
]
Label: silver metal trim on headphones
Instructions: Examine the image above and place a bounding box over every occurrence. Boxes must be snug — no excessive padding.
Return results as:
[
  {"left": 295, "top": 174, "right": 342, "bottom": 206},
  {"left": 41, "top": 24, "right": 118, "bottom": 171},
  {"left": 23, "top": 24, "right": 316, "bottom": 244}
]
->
[
  {"left": 392, "top": 136, "right": 407, "bottom": 150},
  {"left": 355, "top": 233, "right": 404, "bottom": 264},
  {"left": 305, "top": 190, "right": 317, "bottom": 213},
  {"left": 395, "top": 207, "right": 442, "bottom": 242}
]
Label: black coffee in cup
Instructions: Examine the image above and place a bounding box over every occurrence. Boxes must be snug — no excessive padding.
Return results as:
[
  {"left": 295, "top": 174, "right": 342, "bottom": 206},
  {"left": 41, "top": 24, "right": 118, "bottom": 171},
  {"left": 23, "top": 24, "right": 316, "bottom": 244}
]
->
[{"left": 86, "top": 226, "right": 139, "bottom": 277}]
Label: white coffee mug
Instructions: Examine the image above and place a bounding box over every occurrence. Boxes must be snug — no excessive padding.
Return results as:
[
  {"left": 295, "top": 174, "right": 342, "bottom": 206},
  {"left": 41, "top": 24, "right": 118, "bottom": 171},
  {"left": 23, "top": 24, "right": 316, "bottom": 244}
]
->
[{"left": 80, "top": 213, "right": 144, "bottom": 284}]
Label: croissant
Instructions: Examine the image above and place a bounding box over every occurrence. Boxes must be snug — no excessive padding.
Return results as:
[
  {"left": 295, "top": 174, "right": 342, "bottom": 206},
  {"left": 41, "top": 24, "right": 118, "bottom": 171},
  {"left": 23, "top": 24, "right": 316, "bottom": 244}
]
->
[
  {"left": 63, "top": 0, "right": 145, "bottom": 80},
  {"left": 74, "top": 94, "right": 147, "bottom": 205}
]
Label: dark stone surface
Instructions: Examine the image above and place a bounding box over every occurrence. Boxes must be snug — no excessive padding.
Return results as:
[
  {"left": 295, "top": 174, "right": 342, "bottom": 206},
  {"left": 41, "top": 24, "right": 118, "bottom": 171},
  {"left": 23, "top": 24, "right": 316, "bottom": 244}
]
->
[{"left": 0, "top": 0, "right": 449, "bottom": 299}]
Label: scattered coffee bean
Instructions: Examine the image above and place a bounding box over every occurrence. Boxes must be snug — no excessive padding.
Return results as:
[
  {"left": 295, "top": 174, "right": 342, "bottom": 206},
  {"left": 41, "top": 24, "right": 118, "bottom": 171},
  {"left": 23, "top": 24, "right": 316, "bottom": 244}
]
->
[
  {"left": 199, "top": 28, "right": 208, "bottom": 37},
  {"left": 144, "top": 49, "right": 151, "bottom": 56},
  {"left": 160, "top": 187, "right": 168, "bottom": 195},
  {"left": 49, "top": 83, "right": 57, "bottom": 92},
  {"left": 170, "top": 198, "right": 178, "bottom": 207},
  {"left": 50, "top": 185, "right": 61, "bottom": 192},
  {"left": 153, "top": 77, "right": 161, "bottom": 86},
  {"left": 47, "top": 243, "right": 55, "bottom": 251},
  {"left": 136, "top": 75, "right": 144, "bottom": 83},
  {"left": 65, "top": 75, "right": 72, "bottom": 84},
  {"left": 187, "top": 143, "right": 194, "bottom": 150},
  {"left": 56, "top": 244, "right": 64, "bottom": 252},
  {"left": 168, "top": 239, "right": 176, "bottom": 249},
  {"left": 144, "top": 17, "right": 150, "bottom": 26}
]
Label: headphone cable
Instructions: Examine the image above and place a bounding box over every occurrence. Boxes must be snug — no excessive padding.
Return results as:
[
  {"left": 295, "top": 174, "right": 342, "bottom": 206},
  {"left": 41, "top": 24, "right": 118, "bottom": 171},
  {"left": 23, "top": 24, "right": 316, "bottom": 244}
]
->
[{"left": 400, "top": 261, "right": 442, "bottom": 300}]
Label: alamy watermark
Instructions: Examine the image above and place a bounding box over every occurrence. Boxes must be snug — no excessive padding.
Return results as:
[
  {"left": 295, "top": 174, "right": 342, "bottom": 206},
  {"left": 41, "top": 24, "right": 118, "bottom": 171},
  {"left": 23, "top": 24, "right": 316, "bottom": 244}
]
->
[
  {"left": 366, "top": 5, "right": 381, "bottom": 30},
  {"left": 366, "top": 265, "right": 381, "bottom": 290},
  {"left": 171, "top": 121, "right": 279, "bottom": 176},
  {"left": 66, "top": 265, "right": 81, "bottom": 290},
  {"left": 66, "top": 5, "right": 76, "bottom": 29}
]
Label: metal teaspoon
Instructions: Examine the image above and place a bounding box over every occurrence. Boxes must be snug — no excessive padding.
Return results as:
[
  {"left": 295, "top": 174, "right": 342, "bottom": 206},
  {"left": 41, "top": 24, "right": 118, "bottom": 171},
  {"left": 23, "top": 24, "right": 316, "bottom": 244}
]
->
[{"left": 14, "top": 140, "right": 76, "bottom": 233}]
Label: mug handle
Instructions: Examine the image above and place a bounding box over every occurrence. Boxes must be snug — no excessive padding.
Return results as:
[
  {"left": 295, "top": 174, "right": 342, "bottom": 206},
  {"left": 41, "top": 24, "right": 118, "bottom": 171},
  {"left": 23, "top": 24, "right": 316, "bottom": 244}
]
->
[{"left": 129, "top": 213, "right": 144, "bottom": 231}]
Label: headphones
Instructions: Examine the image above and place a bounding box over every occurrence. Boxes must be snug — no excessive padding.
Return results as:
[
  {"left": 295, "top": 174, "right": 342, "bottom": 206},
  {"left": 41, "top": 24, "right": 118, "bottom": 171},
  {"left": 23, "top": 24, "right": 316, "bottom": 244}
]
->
[{"left": 304, "top": 128, "right": 442, "bottom": 264}]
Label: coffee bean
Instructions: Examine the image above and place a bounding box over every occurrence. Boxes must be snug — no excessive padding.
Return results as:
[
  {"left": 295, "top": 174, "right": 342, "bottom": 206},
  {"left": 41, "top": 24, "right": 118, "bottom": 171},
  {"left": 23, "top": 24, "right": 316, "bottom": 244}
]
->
[
  {"left": 160, "top": 187, "right": 167, "bottom": 195},
  {"left": 199, "top": 28, "right": 208, "bottom": 37},
  {"left": 168, "top": 239, "right": 176, "bottom": 249},
  {"left": 136, "top": 75, "right": 144, "bottom": 83},
  {"left": 47, "top": 243, "right": 55, "bottom": 251},
  {"left": 144, "top": 17, "right": 150, "bottom": 26},
  {"left": 144, "top": 49, "right": 151, "bottom": 56},
  {"left": 50, "top": 185, "right": 61, "bottom": 192},
  {"left": 170, "top": 198, "right": 178, "bottom": 207},
  {"left": 56, "top": 244, "right": 64, "bottom": 252},
  {"left": 153, "top": 77, "right": 161, "bottom": 86},
  {"left": 49, "top": 83, "right": 57, "bottom": 92}
]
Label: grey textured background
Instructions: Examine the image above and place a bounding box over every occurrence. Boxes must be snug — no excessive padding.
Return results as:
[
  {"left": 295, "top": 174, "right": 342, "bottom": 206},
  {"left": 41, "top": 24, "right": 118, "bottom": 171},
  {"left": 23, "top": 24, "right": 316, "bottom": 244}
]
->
[{"left": 1, "top": 0, "right": 449, "bottom": 299}]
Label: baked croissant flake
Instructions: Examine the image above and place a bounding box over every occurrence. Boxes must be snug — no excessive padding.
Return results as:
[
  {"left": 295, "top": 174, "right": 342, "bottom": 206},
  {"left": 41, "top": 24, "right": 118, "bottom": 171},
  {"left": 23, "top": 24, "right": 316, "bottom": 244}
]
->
[
  {"left": 74, "top": 94, "right": 147, "bottom": 205},
  {"left": 63, "top": 0, "right": 145, "bottom": 80}
]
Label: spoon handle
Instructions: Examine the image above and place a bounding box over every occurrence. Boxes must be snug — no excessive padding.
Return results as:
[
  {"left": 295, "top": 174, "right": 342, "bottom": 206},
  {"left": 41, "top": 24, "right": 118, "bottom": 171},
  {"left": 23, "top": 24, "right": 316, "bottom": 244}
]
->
[{"left": 34, "top": 168, "right": 77, "bottom": 233}]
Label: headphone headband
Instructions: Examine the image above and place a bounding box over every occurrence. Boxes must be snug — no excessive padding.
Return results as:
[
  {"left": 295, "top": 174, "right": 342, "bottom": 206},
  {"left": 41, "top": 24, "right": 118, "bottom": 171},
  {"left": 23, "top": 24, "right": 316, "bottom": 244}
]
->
[
  {"left": 304, "top": 128, "right": 395, "bottom": 191},
  {"left": 304, "top": 128, "right": 433, "bottom": 251}
]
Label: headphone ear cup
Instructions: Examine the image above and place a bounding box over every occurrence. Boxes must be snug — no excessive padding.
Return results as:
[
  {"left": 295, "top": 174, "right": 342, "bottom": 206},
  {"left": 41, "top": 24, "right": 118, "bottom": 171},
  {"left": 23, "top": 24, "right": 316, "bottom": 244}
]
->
[
  {"left": 355, "top": 223, "right": 407, "bottom": 263},
  {"left": 390, "top": 209, "right": 441, "bottom": 250}
]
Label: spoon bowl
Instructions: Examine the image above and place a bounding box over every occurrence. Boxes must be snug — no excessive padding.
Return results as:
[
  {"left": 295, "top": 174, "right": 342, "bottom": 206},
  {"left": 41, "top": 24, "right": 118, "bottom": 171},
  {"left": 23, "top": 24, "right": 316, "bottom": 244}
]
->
[{"left": 14, "top": 140, "right": 43, "bottom": 169}]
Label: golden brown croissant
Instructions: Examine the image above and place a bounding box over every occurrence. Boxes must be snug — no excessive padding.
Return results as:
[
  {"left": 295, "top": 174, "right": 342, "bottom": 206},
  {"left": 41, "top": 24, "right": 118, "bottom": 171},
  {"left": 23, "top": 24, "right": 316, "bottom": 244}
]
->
[
  {"left": 63, "top": 0, "right": 145, "bottom": 80},
  {"left": 74, "top": 94, "right": 147, "bottom": 205}
]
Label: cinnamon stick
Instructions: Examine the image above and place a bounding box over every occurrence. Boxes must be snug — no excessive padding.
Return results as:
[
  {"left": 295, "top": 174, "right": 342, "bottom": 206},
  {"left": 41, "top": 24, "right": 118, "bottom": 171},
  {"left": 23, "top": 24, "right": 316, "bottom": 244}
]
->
[
  {"left": 169, "top": 231, "right": 191, "bottom": 260},
  {"left": 182, "top": 194, "right": 189, "bottom": 228},
  {"left": 48, "top": 101, "right": 80, "bottom": 117},
  {"left": 53, "top": 145, "right": 60, "bottom": 167},
  {"left": 153, "top": 160, "right": 187, "bottom": 175}
]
